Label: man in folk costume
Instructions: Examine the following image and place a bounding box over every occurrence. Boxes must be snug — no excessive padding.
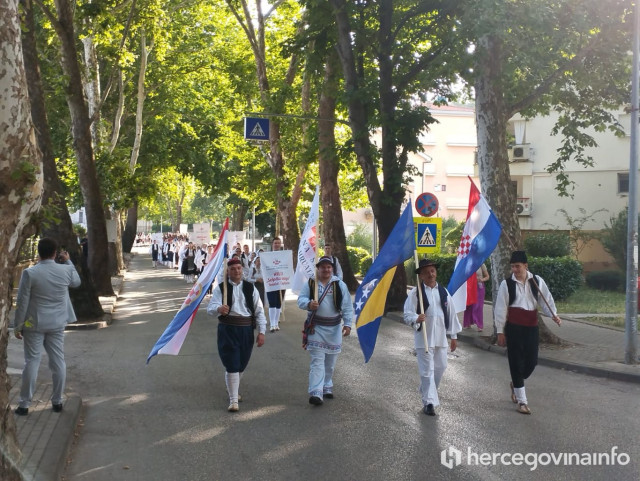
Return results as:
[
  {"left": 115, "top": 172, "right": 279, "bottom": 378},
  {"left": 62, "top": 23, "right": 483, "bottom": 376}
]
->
[
  {"left": 207, "top": 258, "right": 266, "bottom": 412},
  {"left": 403, "top": 259, "right": 461, "bottom": 416},
  {"left": 297, "top": 256, "right": 353, "bottom": 406},
  {"left": 495, "top": 251, "right": 561, "bottom": 415},
  {"left": 150, "top": 240, "right": 159, "bottom": 268}
]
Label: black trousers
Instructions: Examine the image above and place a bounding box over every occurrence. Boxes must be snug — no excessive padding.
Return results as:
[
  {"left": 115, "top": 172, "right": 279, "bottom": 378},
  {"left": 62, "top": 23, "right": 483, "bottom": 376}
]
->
[{"left": 505, "top": 323, "right": 539, "bottom": 388}]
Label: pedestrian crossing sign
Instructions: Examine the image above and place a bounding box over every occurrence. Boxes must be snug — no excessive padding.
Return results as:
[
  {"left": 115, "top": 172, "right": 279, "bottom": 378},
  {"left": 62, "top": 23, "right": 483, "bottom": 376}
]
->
[
  {"left": 414, "top": 217, "right": 442, "bottom": 254},
  {"left": 244, "top": 117, "right": 270, "bottom": 141}
]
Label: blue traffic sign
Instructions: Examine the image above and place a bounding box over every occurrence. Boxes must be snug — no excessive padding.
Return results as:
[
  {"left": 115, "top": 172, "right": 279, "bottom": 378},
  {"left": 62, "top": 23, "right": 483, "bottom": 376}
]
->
[
  {"left": 244, "top": 117, "right": 270, "bottom": 141},
  {"left": 415, "top": 192, "right": 439, "bottom": 217}
]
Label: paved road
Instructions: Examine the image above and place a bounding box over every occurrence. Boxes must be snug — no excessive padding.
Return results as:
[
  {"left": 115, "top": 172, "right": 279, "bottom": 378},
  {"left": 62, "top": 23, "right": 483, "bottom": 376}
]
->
[{"left": 62, "top": 254, "right": 640, "bottom": 481}]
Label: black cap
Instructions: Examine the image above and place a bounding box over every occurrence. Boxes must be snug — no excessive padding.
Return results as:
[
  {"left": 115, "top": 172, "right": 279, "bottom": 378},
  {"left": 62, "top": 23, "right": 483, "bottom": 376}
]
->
[
  {"left": 316, "top": 256, "right": 334, "bottom": 268},
  {"left": 510, "top": 251, "right": 528, "bottom": 264}
]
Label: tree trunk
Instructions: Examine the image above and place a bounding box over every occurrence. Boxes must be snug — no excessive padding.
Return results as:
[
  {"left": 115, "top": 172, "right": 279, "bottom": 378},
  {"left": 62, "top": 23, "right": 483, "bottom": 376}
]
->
[
  {"left": 232, "top": 204, "right": 248, "bottom": 232},
  {"left": 21, "top": 0, "right": 103, "bottom": 319},
  {"left": 49, "top": 0, "right": 114, "bottom": 295},
  {"left": 475, "top": 33, "right": 563, "bottom": 345},
  {"left": 122, "top": 202, "right": 138, "bottom": 253},
  {"left": 0, "top": 0, "right": 44, "bottom": 475},
  {"left": 318, "top": 52, "right": 358, "bottom": 291}
]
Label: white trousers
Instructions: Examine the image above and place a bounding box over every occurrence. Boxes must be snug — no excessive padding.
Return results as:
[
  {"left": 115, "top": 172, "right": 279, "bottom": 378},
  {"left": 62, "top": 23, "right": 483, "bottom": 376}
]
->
[
  {"left": 19, "top": 328, "right": 66, "bottom": 408},
  {"left": 415, "top": 346, "right": 448, "bottom": 407},
  {"left": 308, "top": 350, "right": 338, "bottom": 398}
]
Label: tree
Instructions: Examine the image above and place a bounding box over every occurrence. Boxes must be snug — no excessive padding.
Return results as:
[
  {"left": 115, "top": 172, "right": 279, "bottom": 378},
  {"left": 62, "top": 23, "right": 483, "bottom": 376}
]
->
[
  {"left": 328, "top": 0, "right": 462, "bottom": 308},
  {"left": 20, "top": 0, "right": 104, "bottom": 319},
  {"left": 0, "top": 0, "right": 44, "bottom": 476},
  {"left": 601, "top": 208, "right": 633, "bottom": 272},
  {"left": 33, "top": 0, "right": 115, "bottom": 295}
]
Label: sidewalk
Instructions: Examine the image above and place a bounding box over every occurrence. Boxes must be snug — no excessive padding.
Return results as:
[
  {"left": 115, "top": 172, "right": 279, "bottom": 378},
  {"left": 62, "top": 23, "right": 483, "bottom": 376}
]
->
[
  {"left": 385, "top": 301, "right": 640, "bottom": 383},
  {"left": 7, "top": 263, "right": 125, "bottom": 481}
]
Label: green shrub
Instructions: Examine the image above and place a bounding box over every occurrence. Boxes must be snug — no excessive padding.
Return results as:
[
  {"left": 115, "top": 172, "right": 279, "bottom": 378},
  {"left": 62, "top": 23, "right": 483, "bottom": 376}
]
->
[
  {"left": 360, "top": 255, "right": 373, "bottom": 275},
  {"left": 346, "top": 224, "right": 373, "bottom": 254},
  {"left": 524, "top": 233, "right": 571, "bottom": 258},
  {"left": 346, "top": 246, "right": 370, "bottom": 275},
  {"left": 527, "top": 256, "right": 583, "bottom": 300},
  {"left": 585, "top": 270, "right": 625, "bottom": 292}
]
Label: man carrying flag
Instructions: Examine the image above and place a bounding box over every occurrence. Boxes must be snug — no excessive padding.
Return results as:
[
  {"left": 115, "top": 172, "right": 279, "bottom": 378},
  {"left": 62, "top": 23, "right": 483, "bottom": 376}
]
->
[
  {"left": 353, "top": 202, "right": 416, "bottom": 363},
  {"left": 403, "top": 258, "right": 461, "bottom": 416},
  {"left": 147, "top": 220, "right": 230, "bottom": 363},
  {"left": 448, "top": 177, "right": 502, "bottom": 313},
  {"left": 207, "top": 258, "right": 267, "bottom": 412}
]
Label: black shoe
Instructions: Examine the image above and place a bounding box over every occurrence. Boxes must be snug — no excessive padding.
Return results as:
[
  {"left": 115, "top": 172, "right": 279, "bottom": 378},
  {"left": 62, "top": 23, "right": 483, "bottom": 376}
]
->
[
  {"left": 323, "top": 392, "right": 334, "bottom": 399},
  {"left": 423, "top": 404, "right": 436, "bottom": 416},
  {"left": 309, "top": 396, "right": 323, "bottom": 406},
  {"left": 15, "top": 407, "right": 28, "bottom": 416},
  {"left": 52, "top": 403, "right": 63, "bottom": 413}
]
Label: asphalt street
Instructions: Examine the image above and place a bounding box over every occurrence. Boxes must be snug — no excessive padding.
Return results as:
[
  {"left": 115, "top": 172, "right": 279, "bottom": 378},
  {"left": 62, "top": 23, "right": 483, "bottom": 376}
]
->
[{"left": 61, "top": 253, "right": 640, "bottom": 481}]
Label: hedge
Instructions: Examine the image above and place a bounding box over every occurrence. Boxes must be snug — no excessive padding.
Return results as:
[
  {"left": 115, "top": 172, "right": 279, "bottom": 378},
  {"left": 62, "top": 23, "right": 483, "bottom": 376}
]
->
[
  {"left": 346, "top": 246, "right": 370, "bottom": 276},
  {"left": 405, "top": 254, "right": 582, "bottom": 301},
  {"left": 585, "top": 270, "right": 625, "bottom": 292}
]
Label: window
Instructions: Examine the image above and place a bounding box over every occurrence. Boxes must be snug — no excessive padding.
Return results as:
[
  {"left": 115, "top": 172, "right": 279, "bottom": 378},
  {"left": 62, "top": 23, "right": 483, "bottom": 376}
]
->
[{"left": 618, "top": 173, "right": 629, "bottom": 194}]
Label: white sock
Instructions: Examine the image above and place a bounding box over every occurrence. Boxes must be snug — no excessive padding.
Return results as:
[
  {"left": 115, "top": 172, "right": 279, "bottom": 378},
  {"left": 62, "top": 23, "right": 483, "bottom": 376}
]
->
[
  {"left": 225, "top": 372, "right": 240, "bottom": 403},
  {"left": 269, "top": 308, "right": 277, "bottom": 328},
  {"left": 274, "top": 308, "right": 281, "bottom": 326},
  {"left": 514, "top": 386, "right": 527, "bottom": 404}
]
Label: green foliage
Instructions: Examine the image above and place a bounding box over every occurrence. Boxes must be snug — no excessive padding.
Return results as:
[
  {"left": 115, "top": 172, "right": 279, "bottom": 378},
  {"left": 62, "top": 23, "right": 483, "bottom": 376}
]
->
[
  {"left": 346, "top": 223, "right": 373, "bottom": 253},
  {"left": 443, "top": 219, "right": 465, "bottom": 253},
  {"left": 585, "top": 271, "right": 625, "bottom": 292},
  {"left": 405, "top": 254, "right": 458, "bottom": 287},
  {"left": 527, "top": 257, "right": 583, "bottom": 301},
  {"left": 360, "top": 255, "right": 373, "bottom": 275},
  {"left": 346, "top": 246, "right": 370, "bottom": 276},
  {"left": 524, "top": 232, "right": 571, "bottom": 258},
  {"left": 73, "top": 224, "right": 87, "bottom": 238},
  {"left": 600, "top": 208, "right": 636, "bottom": 271}
]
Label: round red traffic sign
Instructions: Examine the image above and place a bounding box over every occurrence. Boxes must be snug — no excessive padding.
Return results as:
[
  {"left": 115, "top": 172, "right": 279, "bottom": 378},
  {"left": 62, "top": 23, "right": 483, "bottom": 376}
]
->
[{"left": 415, "top": 193, "right": 439, "bottom": 217}]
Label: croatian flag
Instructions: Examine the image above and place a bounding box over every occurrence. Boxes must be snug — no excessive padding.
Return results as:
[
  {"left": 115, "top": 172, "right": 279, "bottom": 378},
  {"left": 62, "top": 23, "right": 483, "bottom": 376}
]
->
[
  {"left": 147, "top": 219, "right": 229, "bottom": 363},
  {"left": 354, "top": 202, "right": 415, "bottom": 362},
  {"left": 448, "top": 178, "right": 502, "bottom": 313},
  {"left": 291, "top": 186, "right": 319, "bottom": 293}
]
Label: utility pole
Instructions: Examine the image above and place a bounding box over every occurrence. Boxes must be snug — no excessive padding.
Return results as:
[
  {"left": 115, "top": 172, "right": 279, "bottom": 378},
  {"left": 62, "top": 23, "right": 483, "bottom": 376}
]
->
[{"left": 625, "top": 0, "right": 639, "bottom": 365}]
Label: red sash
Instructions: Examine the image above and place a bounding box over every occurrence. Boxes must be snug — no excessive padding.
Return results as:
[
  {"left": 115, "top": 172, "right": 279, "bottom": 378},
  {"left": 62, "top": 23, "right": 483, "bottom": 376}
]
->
[{"left": 507, "top": 307, "right": 538, "bottom": 327}]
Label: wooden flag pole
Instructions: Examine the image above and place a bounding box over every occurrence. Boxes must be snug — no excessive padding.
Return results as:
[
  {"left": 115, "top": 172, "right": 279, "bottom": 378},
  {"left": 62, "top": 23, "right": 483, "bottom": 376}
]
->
[
  {"left": 414, "top": 251, "right": 429, "bottom": 352},
  {"left": 314, "top": 244, "right": 319, "bottom": 302},
  {"left": 222, "top": 258, "right": 228, "bottom": 307}
]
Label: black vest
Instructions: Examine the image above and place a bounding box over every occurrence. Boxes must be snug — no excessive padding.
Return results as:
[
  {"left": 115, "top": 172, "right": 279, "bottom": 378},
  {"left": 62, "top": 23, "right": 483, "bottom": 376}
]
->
[
  {"left": 416, "top": 283, "right": 450, "bottom": 329},
  {"left": 506, "top": 276, "right": 539, "bottom": 306},
  {"left": 308, "top": 279, "right": 343, "bottom": 312},
  {"left": 219, "top": 281, "right": 256, "bottom": 315}
]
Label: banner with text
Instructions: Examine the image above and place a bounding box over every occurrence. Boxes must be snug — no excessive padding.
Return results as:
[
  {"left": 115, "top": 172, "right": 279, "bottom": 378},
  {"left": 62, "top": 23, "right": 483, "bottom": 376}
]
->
[{"left": 260, "top": 250, "right": 294, "bottom": 292}]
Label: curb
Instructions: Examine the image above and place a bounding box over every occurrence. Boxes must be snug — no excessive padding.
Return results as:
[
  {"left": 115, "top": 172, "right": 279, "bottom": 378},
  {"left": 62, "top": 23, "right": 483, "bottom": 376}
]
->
[{"left": 384, "top": 312, "right": 640, "bottom": 384}]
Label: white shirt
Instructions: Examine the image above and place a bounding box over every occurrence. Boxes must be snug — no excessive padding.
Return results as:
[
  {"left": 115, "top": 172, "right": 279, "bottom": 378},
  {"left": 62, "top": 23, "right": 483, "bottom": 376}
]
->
[
  {"left": 494, "top": 272, "right": 557, "bottom": 334},
  {"left": 207, "top": 279, "right": 267, "bottom": 334},
  {"left": 403, "top": 283, "right": 461, "bottom": 349}
]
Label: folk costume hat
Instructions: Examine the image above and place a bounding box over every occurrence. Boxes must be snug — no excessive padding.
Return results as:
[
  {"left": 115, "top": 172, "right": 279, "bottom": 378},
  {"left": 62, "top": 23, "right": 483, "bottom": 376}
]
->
[
  {"left": 316, "top": 256, "right": 334, "bottom": 268},
  {"left": 227, "top": 258, "right": 242, "bottom": 267},
  {"left": 510, "top": 250, "right": 528, "bottom": 264},
  {"left": 415, "top": 258, "right": 439, "bottom": 274}
]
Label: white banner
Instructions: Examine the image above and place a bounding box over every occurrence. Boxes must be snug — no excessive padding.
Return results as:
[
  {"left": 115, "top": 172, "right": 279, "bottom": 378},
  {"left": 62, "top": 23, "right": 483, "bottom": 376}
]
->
[
  {"left": 291, "top": 186, "right": 319, "bottom": 293},
  {"left": 260, "top": 250, "right": 294, "bottom": 292},
  {"left": 192, "top": 223, "right": 211, "bottom": 245}
]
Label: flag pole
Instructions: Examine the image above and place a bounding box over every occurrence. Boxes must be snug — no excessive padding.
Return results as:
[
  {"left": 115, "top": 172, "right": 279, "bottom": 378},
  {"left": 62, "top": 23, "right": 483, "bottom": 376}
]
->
[
  {"left": 222, "top": 258, "right": 228, "bottom": 306},
  {"left": 314, "top": 241, "right": 319, "bottom": 301},
  {"left": 414, "top": 250, "right": 429, "bottom": 352}
]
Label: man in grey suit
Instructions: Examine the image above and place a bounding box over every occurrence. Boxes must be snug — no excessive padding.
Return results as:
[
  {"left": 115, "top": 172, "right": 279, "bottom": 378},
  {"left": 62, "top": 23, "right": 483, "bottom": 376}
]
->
[{"left": 13, "top": 237, "right": 81, "bottom": 415}]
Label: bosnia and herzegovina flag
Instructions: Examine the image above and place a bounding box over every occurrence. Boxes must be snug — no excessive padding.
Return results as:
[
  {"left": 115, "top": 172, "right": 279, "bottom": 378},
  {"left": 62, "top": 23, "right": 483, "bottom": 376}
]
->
[
  {"left": 146, "top": 218, "right": 229, "bottom": 364},
  {"left": 354, "top": 203, "right": 415, "bottom": 363},
  {"left": 448, "top": 177, "right": 502, "bottom": 313}
]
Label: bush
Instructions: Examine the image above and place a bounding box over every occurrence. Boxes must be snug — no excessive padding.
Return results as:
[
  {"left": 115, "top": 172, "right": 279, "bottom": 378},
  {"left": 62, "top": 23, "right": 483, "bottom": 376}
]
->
[
  {"left": 524, "top": 232, "right": 571, "bottom": 258},
  {"left": 600, "top": 208, "right": 637, "bottom": 271},
  {"left": 360, "top": 255, "right": 373, "bottom": 275},
  {"left": 585, "top": 270, "right": 625, "bottom": 292},
  {"left": 346, "top": 246, "right": 370, "bottom": 276},
  {"left": 527, "top": 256, "right": 583, "bottom": 301},
  {"left": 346, "top": 223, "right": 373, "bottom": 254},
  {"left": 405, "top": 254, "right": 581, "bottom": 301}
]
